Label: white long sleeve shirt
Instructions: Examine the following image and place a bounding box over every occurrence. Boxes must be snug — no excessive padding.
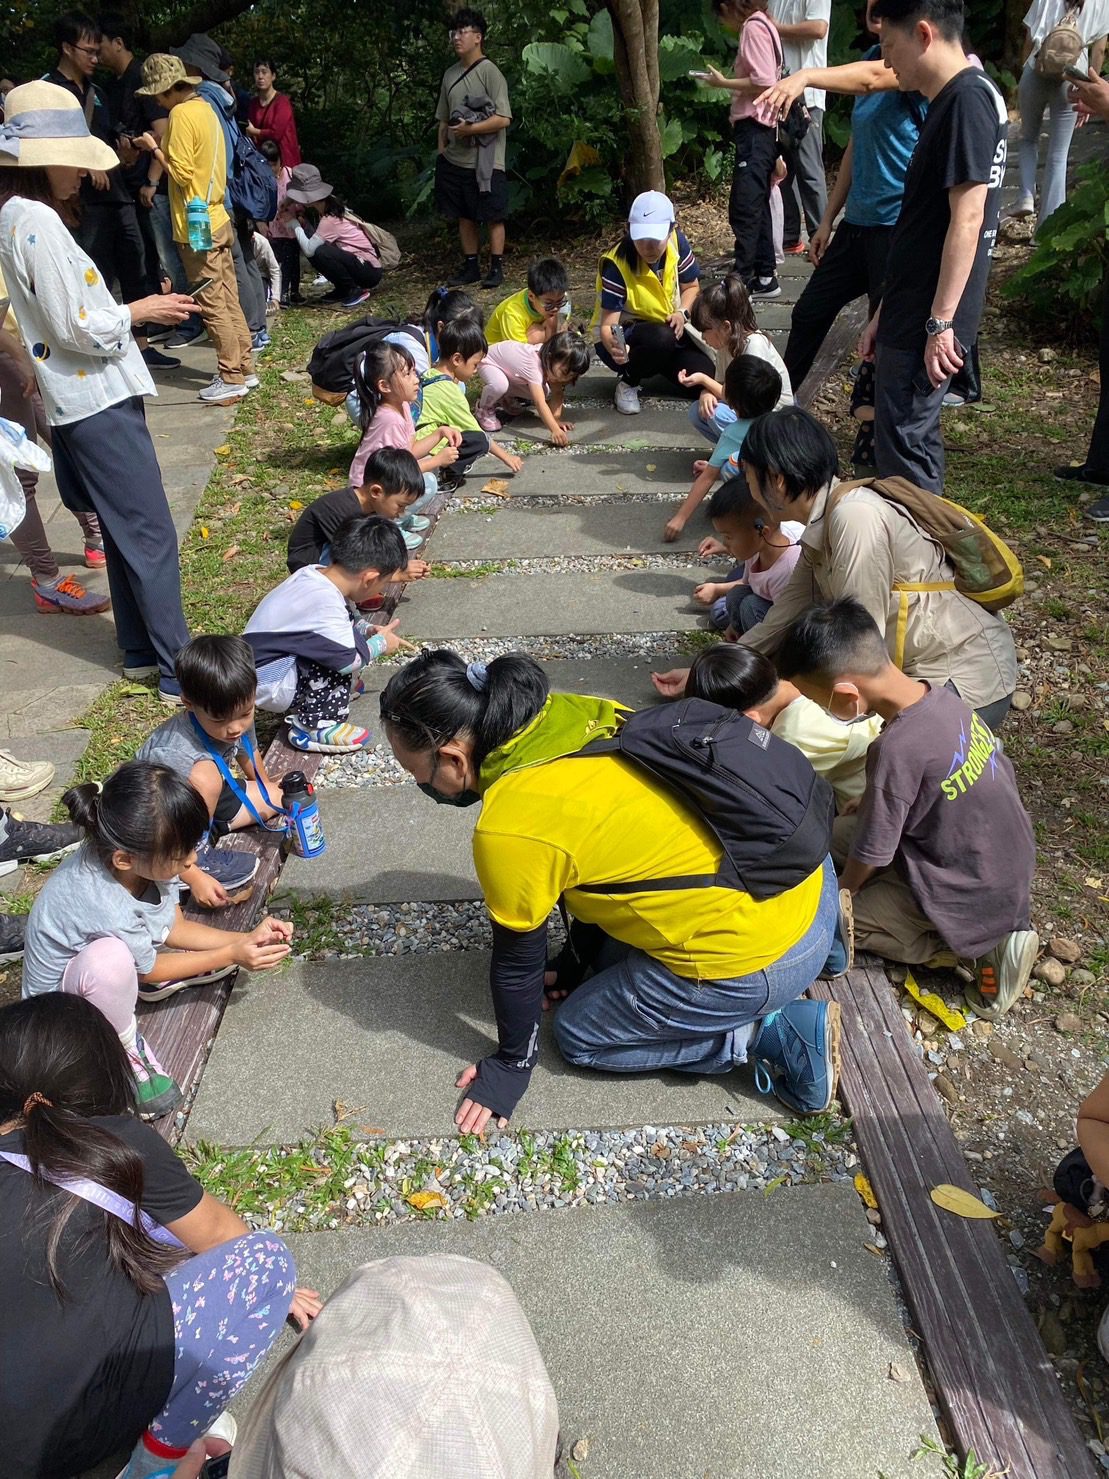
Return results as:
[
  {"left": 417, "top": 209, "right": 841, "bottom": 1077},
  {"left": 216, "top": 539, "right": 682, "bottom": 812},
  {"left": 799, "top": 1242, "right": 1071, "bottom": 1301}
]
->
[
  {"left": 0, "top": 196, "right": 154, "bottom": 426},
  {"left": 251, "top": 230, "right": 282, "bottom": 301}
]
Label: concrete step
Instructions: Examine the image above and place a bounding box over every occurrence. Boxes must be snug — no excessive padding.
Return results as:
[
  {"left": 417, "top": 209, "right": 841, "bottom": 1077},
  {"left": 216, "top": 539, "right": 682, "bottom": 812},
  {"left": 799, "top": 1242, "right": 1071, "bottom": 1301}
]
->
[
  {"left": 278, "top": 1188, "right": 941, "bottom": 1478},
  {"left": 407, "top": 568, "right": 706, "bottom": 640},
  {"left": 359, "top": 651, "right": 689, "bottom": 707},
  {"left": 511, "top": 401, "right": 706, "bottom": 450},
  {"left": 0, "top": 728, "right": 91, "bottom": 836},
  {"left": 433, "top": 497, "right": 704, "bottom": 562},
  {"left": 471, "top": 445, "right": 699, "bottom": 502},
  {"left": 185, "top": 952, "right": 788, "bottom": 1143}
]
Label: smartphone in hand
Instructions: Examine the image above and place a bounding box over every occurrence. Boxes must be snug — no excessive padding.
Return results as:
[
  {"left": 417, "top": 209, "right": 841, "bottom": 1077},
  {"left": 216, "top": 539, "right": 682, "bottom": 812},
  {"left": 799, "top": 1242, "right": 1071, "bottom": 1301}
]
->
[
  {"left": 1064, "top": 63, "right": 1094, "bottom": 81},
  {"left": 612, "top": 324, "right": 627, "bottom": 355}
]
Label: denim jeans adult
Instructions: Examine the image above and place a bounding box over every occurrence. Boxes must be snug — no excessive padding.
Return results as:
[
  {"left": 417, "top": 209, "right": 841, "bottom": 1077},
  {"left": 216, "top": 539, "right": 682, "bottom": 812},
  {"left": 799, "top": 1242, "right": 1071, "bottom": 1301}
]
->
[
  {"left": 1018, "top": 63, "right": 1078, "bottom": 227},
  {"left": 553, "top": 858, "right": 839, "bottom": 1076},
  {"left": 149, "top": 193, "right": 189, "bottom": 295},
  {"left": 688, "top": 398, "right": 737, "bottom": 446}
]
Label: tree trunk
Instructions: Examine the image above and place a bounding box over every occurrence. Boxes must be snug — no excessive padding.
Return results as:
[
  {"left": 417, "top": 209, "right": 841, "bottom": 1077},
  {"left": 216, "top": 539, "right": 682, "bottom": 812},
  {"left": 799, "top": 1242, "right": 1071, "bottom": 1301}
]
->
[{"left": 608, "top": 0, "right": 664, "bottom": 199}]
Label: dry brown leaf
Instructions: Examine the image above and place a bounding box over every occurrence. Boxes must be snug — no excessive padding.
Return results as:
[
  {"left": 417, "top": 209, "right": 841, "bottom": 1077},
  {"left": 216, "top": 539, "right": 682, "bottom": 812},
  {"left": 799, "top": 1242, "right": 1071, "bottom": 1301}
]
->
[
  {"left": 406, "top": 1190, "right": 449, "bottom": 1213},
  {"left": 481, "top": 477, "right": 512, "bottom": 498},
  {"left": 888, "top": 1362, "right": 911, "bottom": 1383},
  {"left": 222, "top": 545, "right": 240, "bottom": 562}
]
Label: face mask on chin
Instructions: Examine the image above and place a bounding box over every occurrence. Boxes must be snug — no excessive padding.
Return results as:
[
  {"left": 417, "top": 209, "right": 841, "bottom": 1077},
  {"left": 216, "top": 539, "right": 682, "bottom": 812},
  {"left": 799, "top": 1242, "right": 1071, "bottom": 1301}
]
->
[{"left": 416, "top": 781, "right": 482, "bottom": 807}]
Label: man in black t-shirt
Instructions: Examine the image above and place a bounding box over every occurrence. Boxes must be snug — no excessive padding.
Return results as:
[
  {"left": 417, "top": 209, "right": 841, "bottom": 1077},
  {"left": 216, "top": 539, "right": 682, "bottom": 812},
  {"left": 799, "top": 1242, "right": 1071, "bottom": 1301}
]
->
[{"left": 860, "top": 0, "right": 1007, "bottom": 492}]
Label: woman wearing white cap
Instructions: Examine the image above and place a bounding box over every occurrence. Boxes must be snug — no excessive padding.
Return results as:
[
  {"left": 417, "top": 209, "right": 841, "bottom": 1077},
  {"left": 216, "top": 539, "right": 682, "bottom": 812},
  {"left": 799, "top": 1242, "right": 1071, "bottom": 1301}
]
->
[
  {"left": 0, "top": 81, "right": 197, "bottom": 701},
  {"left": 590, "top": 189, "right": 713, "bottom": 415}
]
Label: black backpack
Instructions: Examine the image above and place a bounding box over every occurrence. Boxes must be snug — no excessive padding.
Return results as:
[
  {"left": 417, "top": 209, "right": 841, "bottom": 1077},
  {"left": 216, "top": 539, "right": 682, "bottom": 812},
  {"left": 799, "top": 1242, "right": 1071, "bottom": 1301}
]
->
[
  {"left": 572, "top": 698, "right": 834, "bottom": 901},
  {"left": 306, "top": 317, "right": 423, "bottom": 395}
]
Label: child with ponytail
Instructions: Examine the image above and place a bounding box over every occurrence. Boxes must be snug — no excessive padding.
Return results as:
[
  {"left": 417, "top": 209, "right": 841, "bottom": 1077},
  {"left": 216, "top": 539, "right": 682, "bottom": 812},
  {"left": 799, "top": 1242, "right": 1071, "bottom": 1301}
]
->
[
  {"left": 0, "top": 993, "right": 319, "bottom": 1479},
  {"left": 349, "top": 340, "right": 464, "bottom": 498},
  {"left": 683, "top": 274, "right": 793, "bottom": 450},
  {"left": 21, "top": 761, "right": 293, "bottom": 1119}
]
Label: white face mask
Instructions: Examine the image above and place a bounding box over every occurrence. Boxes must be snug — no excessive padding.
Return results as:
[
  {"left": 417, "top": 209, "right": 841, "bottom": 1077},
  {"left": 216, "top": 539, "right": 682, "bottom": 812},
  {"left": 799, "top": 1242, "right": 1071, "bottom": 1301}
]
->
[{"left": 824, "top": 696, "right": 874, "bottom": 727}]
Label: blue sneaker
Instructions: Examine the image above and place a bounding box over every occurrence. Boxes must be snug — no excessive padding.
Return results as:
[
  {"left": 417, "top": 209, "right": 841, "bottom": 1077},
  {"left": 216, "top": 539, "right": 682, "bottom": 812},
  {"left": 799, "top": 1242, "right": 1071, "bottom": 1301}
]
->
[
  {"left": 401, "top": 513, "right": 432, "bottom": 533},
  {"left": 751, "top": 998, "right": 841, "bottom": 1115},
  {"left": 193, "top": 838, "right": 260, "bottom": 902}
]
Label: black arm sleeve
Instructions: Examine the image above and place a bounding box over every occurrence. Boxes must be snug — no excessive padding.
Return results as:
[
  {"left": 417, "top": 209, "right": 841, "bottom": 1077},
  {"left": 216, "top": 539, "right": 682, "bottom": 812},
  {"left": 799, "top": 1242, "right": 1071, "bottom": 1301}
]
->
[{"left": 467, "top": 918, "right": 548, "bottom": 1120}]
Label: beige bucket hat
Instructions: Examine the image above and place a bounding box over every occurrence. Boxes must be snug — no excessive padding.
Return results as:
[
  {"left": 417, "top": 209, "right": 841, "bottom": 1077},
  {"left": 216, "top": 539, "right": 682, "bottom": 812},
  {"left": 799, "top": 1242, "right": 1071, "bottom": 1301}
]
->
[
  {"left": 230, "top": 1255, "right": 561, "bottom": 1478},
  {"left": 0, "top": 81, "right": 119, "bottom": 171},
  {"left": 135, "top": 53, "right": 203, "bottom": 96}
]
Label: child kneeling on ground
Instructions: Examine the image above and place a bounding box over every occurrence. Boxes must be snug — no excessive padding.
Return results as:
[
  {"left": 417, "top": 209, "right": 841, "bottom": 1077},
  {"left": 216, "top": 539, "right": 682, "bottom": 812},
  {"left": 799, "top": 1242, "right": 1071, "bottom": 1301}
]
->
[
  {"left": 777, "top": 598, "right": 1038, "bottom": 1016},
  {"left": 289, "top": 448, "right": 433, "bottom": 574},
  {"left": 683, "top": 643, "right": 881, "bottom": 811},
  {"left": 21, "top": 761, "right": 293, "bottom": 1118},
  {"left": 136, "top": 635, "right": 282, "bottom": 910},
  {"left": 476, "top": 330, "right": 590, "bottom": 447},
  {"left": 417, "top": 318, "right": 523, "bottom": 481},
  {"left": 662, "top": 357, "right": 782, "bottom": 543},
  {"left": 692, "top": 477, "right": 804, "bottom": 635},
  {"left": 246, "top": 515, "right": 410, "bottom": 754}
]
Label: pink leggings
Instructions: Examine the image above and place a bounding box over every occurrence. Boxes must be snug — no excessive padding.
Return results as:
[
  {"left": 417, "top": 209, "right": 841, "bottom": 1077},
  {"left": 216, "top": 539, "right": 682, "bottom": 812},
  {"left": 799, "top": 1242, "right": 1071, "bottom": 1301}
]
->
[
  {"left": 60, "top": 935, "right": 138, "bottom": 1036},
  {"left": 477, "top": 360, "right": 534, "bottom": 413}
]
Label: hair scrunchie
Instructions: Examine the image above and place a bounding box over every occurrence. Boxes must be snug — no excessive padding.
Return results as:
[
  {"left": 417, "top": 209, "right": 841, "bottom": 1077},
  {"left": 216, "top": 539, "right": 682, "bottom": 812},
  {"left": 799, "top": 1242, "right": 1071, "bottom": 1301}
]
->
[
  {"left": 466, "top": 661, "right": 488, "bottom": 692},
  {"left": 22, "top": 1092, "right": 53, "bottom": 1116}
]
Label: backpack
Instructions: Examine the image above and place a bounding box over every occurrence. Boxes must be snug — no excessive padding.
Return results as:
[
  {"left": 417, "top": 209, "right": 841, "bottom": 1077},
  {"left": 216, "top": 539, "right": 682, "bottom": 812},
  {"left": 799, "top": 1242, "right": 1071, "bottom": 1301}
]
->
[
  {"left": 306, "top": 317, "right": 422, "bottom": 400},
  {"left": 570, "top": 698, "right": 835, "bottom": 902},
  {"left": 1035, "top": 2, "right": 1085, "bottom": 78},
  {"left": 346, "top": 210, "right": 402, "bottom": 271},
  {"left": 827, "top": 477, "right": 1024, "bottom": 613},
  {"left": 227, "top": 123, "right": 278, "bottom": 222},
  {"left": 751, "top": 12, "right": 811, "bottom": 149}
]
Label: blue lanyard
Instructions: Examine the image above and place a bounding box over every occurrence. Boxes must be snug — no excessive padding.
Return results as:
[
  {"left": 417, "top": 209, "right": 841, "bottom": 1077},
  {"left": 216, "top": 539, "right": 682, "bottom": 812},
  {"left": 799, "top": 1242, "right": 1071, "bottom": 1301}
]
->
[{"left": 188, "top": 714, "right": 286, "bottom": 833}]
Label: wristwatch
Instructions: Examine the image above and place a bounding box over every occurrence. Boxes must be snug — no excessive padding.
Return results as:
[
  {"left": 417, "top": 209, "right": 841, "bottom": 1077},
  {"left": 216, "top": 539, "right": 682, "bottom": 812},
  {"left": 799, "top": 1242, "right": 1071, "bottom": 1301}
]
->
[{"left": 925, "top": 316, "right": 955, "bottom": 336}]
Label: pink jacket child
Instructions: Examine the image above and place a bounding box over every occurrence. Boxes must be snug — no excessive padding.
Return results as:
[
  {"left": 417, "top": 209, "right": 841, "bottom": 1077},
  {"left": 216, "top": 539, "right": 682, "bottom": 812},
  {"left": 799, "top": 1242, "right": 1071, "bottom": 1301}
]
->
[{"left": 476, "top": 331, "right": 591, "bottom": 449}]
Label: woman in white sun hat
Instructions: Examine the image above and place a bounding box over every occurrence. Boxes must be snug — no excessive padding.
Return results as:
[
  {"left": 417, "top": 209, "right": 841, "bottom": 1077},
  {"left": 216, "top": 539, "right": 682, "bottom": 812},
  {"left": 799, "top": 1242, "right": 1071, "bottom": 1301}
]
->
[{"left": 0, "top": 81, "right": 195, "bottom": 702}]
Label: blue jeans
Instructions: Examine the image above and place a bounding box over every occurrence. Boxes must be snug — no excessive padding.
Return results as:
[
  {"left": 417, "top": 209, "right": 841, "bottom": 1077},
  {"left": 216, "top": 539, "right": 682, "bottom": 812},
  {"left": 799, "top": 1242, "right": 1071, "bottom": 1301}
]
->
[
  {"left": 149, "top": 193, "right": 189, "bottom": 295},
  {"left": 688, "top": 398, "right": 737, "bottom": 446},
  {"left": 553, "top": 857, "right": 839, "bottom": 1075}
]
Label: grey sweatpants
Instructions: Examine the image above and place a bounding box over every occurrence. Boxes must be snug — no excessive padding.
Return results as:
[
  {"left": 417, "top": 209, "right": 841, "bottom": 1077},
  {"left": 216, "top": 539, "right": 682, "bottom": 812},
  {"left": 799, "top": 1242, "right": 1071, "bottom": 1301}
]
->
[{"left": 873, "top": 341, "right": 951, "bottom": 494}]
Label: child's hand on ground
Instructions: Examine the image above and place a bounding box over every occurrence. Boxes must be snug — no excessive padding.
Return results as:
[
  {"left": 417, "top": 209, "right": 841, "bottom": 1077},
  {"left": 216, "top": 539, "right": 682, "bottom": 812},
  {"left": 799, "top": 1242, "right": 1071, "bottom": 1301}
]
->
[
  {"left": 650, "top": 668, "right": 691, "bottom": 699},
  {"left": 288, "top": 1286, "right": 324, "bottom": 1329},
  {"left": 374, "top": 616, "right": 413, "bottom": 655},
  {"left": 499, "top": 451, "right": 524, "bottom": 474},
  {"left": 397, "top": 558, "right": 430, "bottom": 581},
  {"left": 558, "top": 419, "right": 575, "bottom": 433},
  {"left": 662, "top": 513, "right": 686, "bottom": 543},
  {"left": 550, "top": 425, "right": 570, "bottom": 448},
  {"left": 693, "top": 581, "right": 721, "bottom": 607},
  {"left": 234, "top": 930, "right": 292, "bottom": 972},
  {"left": 256, "top": 915, "right": 294, "bottom": 944},
  {"left": 698, "top": 536, "right": 726, "bottom": 558},
  {"left": 190, "top": 872, "right": 231, "bottom": 910}
]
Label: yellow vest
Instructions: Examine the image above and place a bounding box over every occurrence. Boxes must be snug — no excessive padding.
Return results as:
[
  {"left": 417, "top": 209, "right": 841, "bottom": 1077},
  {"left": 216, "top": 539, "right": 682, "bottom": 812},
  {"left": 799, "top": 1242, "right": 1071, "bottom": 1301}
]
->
[{"left": 590, "top": 236, "right": 679, "bottom": 333}]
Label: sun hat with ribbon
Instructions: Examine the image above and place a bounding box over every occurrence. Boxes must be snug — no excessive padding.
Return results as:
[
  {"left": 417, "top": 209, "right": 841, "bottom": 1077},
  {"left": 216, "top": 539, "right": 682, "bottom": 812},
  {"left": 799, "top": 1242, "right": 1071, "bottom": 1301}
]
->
[
  {"left": 0, "top": 81, "right": 119, "bottom": 171},
  {"left": 284, "top": 163, "right": 334, "bottom": 204},
  {"left": 135, "top": 53, "right": 203, "bottom": 97}
]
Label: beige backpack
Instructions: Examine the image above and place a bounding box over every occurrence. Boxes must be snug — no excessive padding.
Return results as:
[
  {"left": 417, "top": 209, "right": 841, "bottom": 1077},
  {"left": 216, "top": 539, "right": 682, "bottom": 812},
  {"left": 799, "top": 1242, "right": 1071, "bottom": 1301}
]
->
[
  {"left": 1035, "top": 2, "right": 1085, "bottom": 78},
  {"left": 345, "top": 210, "right": 402, "bottom": 271}
]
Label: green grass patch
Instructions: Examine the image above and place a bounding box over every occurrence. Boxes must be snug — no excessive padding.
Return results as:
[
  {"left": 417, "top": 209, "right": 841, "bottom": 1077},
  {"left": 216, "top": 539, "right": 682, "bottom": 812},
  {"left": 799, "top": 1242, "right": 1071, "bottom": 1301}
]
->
[
  {"left": 275, "top": 895, "right": 345, "bottom": 958},
  {"left": 429, "top": 561, "right": 511, "bottom": 579},
  {"left": 183, "top": 1123, "right": 357, "bottom": 1225}
]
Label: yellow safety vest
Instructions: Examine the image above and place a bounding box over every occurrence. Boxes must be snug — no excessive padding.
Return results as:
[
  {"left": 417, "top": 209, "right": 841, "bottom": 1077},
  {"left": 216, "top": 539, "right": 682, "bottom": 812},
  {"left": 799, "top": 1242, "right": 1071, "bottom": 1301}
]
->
[{"left": 590, "top": 236, "right": 679, "bottom": 333}]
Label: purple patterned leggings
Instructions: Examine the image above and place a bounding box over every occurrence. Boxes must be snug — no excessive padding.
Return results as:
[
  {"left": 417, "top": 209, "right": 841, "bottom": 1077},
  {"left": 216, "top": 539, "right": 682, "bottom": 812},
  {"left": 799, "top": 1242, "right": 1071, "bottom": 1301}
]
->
[{"left": 149, "top": 1233, "right": 296, "bottom": 1449}]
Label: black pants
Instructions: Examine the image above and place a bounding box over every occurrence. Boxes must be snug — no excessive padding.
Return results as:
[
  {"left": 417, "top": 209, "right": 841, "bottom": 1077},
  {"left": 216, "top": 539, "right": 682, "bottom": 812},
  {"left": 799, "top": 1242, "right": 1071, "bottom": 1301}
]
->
[
  {"left": 51, "top": 396, "right": 190, "bottom": 683},
  {"left": 292, "top": 659, "right": 351, "bottom": 726},
  {"left": 271, "top": 236, "right": 301, "bottom": 301},
  {"left": 1085, "top": 262, "right": 1109, "bottom": 476},
  {"left": 595, "top": 321, "right": 713, "bottom": 391},
  {"left": 728, "top": 119, "right": 777, "bottom": 282},
  {"left": 455, "top": 428, "right": 489, "bottom": 474},
  {"left": 132, "top": 194, "right": 163, "bottom": 296},
  {"left": 76, "top": 200, "right": 151, "bottom": 332},
  {"left": 873, "top": 342, "right": 950, "bottom": 494},
  {"left": 784, "top": 221, "right": 892, "bottom": 388},
  {"left": 312, "top": 241, "right": 383, "bottom": 298}
]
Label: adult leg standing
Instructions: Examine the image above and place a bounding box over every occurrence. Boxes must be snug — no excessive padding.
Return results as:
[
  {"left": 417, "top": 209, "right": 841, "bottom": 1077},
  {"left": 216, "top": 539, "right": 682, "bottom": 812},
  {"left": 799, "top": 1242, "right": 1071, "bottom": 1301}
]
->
[
  {"left": 784, "top": 221, "right": 891, "bottom": 388},
  {"left": 1017, "top": 66, "right": 1077, "bottom": 226},
  {"left": 780, "top": 108, "right": 828, "bottom": 248},
  {"left": 729, "top": 118, "right": 778, "bottom": 283},
  {"left": 873, "top": 342, "right": 950, "bottom": 493},
  {"left": 231, "top": 224, "right": 267, "bottom": 337},
  {"left": 50, "top": 396, "right": 191, "bottom": 688},
  {"left": 179, "top": 223, "right": 254, "bottom": 401}
]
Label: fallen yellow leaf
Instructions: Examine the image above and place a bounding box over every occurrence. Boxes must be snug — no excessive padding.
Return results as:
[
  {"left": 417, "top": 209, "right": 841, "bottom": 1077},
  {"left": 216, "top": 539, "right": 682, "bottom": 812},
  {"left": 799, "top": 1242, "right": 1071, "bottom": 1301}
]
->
[
  {"left": 200, "top": 526, "right": 209, "bottom": 539},
  {"left": 214, "top": 444, "right": 231, "bottom": 456},
  {"left": 1085, "top": 876, "right": 1104, "bottom": 889},
  {"left": 854, "top": 1172, "right": 877, "bottom": 1209},
  {"left": 406, "top": 1190, "right": 449, "bottom": 1213},
  {"left": 481, "top": 478, "right": 511, "bottom": 497},
  {"left": 1036, "top": 554, "right": 1053, "bottom": 570},
  {"left": 646, "top": 463, "right": 657, "bottom": 472},
  {"left": 903, "top": 970, "right": 966, "bottom": 1032},
  {"left": 289, "top": 500, "right": 304, "bottom": 510},
  {"left": 929, "top": 1184, "right": 999, "bottom": 1219}
]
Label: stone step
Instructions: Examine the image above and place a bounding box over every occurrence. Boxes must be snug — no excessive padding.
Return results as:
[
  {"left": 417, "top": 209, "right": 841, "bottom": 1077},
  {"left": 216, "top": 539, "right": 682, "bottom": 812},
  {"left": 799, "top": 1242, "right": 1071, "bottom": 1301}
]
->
[
  {"left": 407, "top": 568, "right": 706, "bottom": 640},
  {"left": 0, "top": 729, "right": 90, "bottom": 836},
  {"left": 434, "top": 497, "right": 703, "bottom": 562},
  {"left": 185, "top": 952, "right": 787, "bottom": 1143},
  {"left": 279, "top": 1188, "right": 941, "bottom": 1478},
  {"left": 510, "top": 400, "right": 706, "bottom": 450},
  {"left": 471, "top": 444, "right": 699, "bottom": 502}
]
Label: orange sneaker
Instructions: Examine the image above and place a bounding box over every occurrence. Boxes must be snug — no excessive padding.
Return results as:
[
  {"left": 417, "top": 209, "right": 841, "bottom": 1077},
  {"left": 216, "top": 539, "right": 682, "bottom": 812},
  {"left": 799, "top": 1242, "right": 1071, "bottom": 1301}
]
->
[{"left": 32, "top": 574, "right": 111, "bottom": 615}]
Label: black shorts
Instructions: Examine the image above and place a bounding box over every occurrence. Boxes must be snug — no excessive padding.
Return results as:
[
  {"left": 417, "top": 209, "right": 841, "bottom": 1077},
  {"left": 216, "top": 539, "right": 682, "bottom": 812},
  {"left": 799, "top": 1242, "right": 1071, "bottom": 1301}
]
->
[
  {"left": 435, "top": 155, "right": 508, "bottom": 224},
  {"left": 208, "top": 780, "right": 243, "bottom": 839}
]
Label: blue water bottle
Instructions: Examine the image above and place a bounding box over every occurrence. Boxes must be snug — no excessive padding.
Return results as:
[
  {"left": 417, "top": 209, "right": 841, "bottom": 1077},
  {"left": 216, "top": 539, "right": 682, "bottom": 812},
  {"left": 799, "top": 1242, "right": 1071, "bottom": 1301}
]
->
[
  {"left": 186, "top": 195, "right": 212, "bottom": 252},
  {"left": 281, "top": 771, "right": 326, "bottom": 859}
]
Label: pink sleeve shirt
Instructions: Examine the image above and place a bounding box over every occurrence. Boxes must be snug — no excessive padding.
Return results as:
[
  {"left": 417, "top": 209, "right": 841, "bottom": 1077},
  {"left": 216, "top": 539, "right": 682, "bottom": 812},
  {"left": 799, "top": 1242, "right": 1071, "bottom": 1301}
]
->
[
  {"left": 730, "top": 11, "right": 782, "bottom": 125},
  {"left": 315, "top": 213, "right": 381, "bottom": 267},
  {"left": 349, "top": 403, "right": 415, "bottom": 487}
]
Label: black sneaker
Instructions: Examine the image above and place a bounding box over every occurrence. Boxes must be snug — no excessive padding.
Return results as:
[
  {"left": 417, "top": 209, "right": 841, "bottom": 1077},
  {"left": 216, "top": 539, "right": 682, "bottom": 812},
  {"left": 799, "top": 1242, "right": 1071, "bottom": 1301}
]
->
[
  {"left": 141, "top": 345, "right": 181, "bottom": 370},
  {"left": 1086, "top": 494, "right": 1109, "bottom": 523},
  {"left": 481, "top": 257, "right": 505, "bottom": 290},
  {"left": 438, "top": 465, "right": 466, "bottom": 492},
  {"left": 1054, "top": 462, "right": 1109, "bottom": 487},
  {"left": 448, "top": 257, "right": 482, "bottom": 287},
  {"left": 0, "top": 809, "right": 82, "bottom": 878},
  {"left": 747, "top": 276, "right": 782, "bottom": 301},
  {"left": 0, "top": 913, "right": 26, "bottom": 964}
]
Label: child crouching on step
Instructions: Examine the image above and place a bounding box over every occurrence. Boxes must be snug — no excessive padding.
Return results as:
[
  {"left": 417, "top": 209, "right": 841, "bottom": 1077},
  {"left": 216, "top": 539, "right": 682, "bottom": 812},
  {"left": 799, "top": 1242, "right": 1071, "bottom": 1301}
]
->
[
  {"left": 349, "top": 341, "right": 463, "bottom": 501},
  {"left": 418, "top": 319, "right": 523, "bottom": 481},
  {"left": 290, "top": 449, "right": 433, "bottom": 572},
  {"left": 21, "top": 761, "right": 293, "bottom": 1119},
  {"left": 692, "top": 478, "right": 804, "bottom": 635},
  {"left": 476, "top": 331, "right": 590, "bottom": 447},
  {"left": 246, "top": 516, "right": 411, "bottom": 754}
]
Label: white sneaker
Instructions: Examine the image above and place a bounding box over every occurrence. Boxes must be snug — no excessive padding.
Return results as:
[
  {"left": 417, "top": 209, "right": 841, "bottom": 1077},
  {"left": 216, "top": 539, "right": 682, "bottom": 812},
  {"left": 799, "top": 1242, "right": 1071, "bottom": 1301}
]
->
[
  {"left": 614, "top": 380, "right": 641, "bottom": 415},
  {"left": 244, "top": 373, "right": 260, "bottom": 390},
  {"left": 198, "top": 376, "right": 249, "bottom": 405},
  {"left": 1005, "top": 196, "right": 1035, "bottom": 220},
  {"left": 0, "top": 751, "right": 54, "bottom": 804}
]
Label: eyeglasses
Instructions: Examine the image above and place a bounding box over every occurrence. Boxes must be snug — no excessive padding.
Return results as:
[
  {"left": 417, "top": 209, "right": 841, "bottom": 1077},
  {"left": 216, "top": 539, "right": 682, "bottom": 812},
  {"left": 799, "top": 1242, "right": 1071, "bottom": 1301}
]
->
[
  {"left": 70, "top": 43, "right": 101, "bottom": 57},
  {"left": 450, "top": 26, "right": 479, "bottom": 38},
  {"left": 536, "top": 295, "right": 568, "bottom": 310}
]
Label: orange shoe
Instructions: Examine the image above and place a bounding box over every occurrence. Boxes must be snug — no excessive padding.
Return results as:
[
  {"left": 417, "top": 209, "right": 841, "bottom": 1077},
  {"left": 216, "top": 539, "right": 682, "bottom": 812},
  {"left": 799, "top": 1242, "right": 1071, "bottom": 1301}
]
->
[{"left": 32, "top": 574, "right": 111, "bottom": 615}]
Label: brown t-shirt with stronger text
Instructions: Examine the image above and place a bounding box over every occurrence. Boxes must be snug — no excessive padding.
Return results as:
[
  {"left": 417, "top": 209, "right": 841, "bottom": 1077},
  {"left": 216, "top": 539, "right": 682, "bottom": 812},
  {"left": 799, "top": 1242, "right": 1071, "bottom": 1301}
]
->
[{"left": 850, "top": 684, "right": 1034, "bottom": 958}]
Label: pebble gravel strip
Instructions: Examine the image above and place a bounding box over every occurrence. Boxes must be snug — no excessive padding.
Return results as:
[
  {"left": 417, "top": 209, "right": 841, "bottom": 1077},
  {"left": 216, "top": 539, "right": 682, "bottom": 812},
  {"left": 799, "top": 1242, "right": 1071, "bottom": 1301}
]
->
[
  {"left": 244, "top": 1121, "right": 863, "bottom": 1233},
  {"left": 278, "top": 898, "right": 507, "bottom": 956},
  {"left": 430, "top": 553, "right": 707, "bottom": 576}
]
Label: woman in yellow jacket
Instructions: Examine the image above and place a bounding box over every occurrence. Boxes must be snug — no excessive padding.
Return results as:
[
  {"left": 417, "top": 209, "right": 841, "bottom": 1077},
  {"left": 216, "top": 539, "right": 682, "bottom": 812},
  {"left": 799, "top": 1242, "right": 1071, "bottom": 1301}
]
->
[
  {"left": 381, "top": 649, "right": 842, "bottom": 1137},
  {"left": 591, "top": 189, "right": 714, "bottom": 416}
]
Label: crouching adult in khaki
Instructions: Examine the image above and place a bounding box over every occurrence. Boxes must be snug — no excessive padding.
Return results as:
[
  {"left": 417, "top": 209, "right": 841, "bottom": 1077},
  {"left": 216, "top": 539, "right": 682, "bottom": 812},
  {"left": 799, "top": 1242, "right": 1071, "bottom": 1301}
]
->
[{"left": 135, "top": 54, "right": 254, "bottom": 405}]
